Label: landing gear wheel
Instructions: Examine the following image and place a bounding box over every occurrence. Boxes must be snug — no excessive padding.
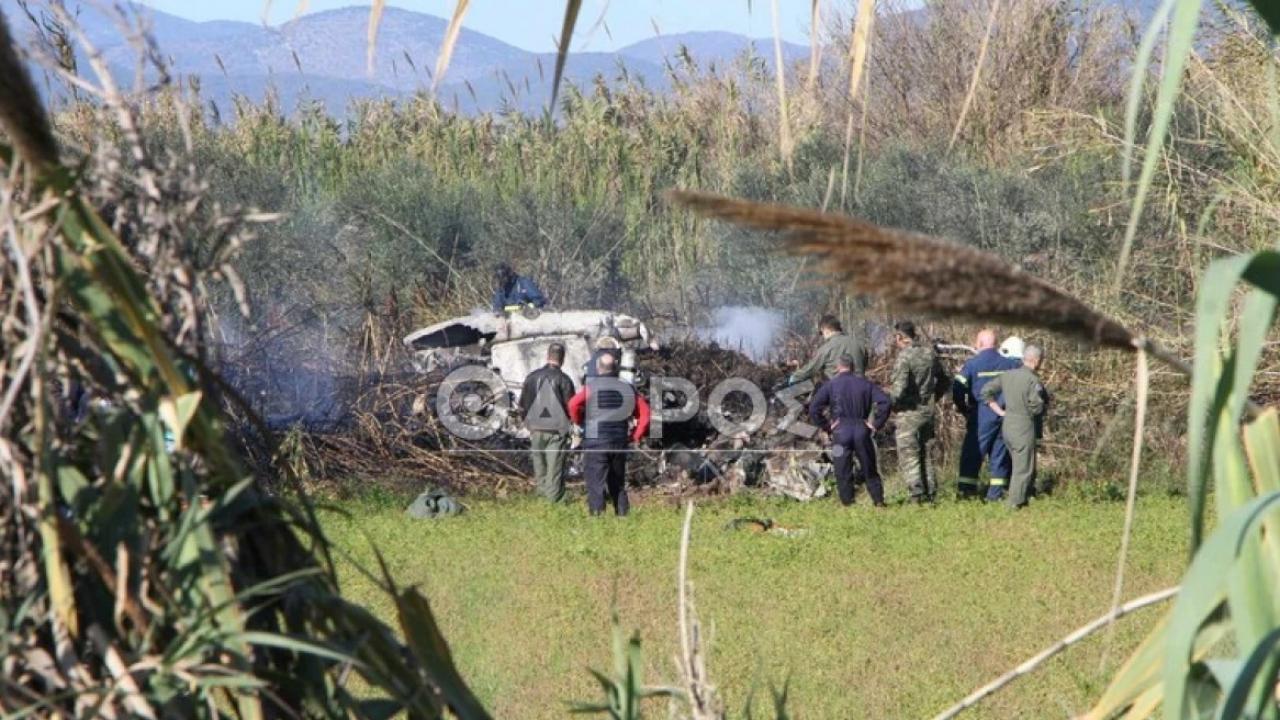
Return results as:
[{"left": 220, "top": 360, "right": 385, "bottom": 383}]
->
[{"left": 434, "top": 366, "right": 511, "bottom": 440}]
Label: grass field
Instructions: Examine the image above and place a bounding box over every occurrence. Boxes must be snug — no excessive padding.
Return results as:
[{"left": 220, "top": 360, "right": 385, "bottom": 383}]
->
[{"left": 322, "top": 489, "right": 1188, "bottom": 718}]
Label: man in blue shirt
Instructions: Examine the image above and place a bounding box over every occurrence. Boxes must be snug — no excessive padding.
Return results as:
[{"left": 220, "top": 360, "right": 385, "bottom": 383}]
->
[
  {"left": 491, "top": 263, "right": 547, "bottom": 315},
  {"left": 951, "top": 329, "right": 1022, "bottom": 500}
]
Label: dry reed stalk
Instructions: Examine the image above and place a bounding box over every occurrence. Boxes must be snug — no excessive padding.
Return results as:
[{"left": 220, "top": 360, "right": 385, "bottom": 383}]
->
[
  {"left": 931, "top": 586, "right": 1179, "bottom": 720},
  {"left": 0, "top": 175, "right": 49, "bottom": 435},
  {"left": 367, "top": 0, "right": 386, "bottom": 76},
  {"left": 668, "top": 190, "right": 1137, "bottom": 349},
  {"left": 678, "top": 502, "right": 724, "bottom": 720},
  {"left": 840, "top": 0, "right": 876, "bottom": 208},
  {"left": 853, "top": 62, "right": 872, "bottom": 202},
  {"left": 1099, "top": 347, "right": 1150, "bottom": 671},
  {"left": 39, "top": 2, "right": 164, "bottom": 203},
  {"left": 805, "top": 0, "right": 822, "bottom": 97},
  {"left": 770, "top": 0, "right": 794, "bottom": 171},
  {"left": 550, "top": 0, "right": 584, "bottom": 111},
  {"left": 434, "top": 0, "right": 473, "bottom": 91},
  {"left": 947, "top": 0, "right": 1002, "bottom": 152}
]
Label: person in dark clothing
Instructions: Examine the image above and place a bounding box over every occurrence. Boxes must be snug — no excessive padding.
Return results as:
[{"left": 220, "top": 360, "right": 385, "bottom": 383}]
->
[
  {"left": 519, "top": 343, "right": 577, "bottom": 503},
  {"left": 808, "top": 354, "right": 892, "bottom": 506},
  {"left": 491, "top": 263, "right": 547, "bottom": 314},
  {"left": 567, "top": 353, "right": 651, "bottom": 516}
]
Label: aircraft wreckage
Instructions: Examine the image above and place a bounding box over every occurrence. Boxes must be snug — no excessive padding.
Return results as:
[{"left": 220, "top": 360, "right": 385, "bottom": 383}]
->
[{"left": 402, "top": 309, "right": 836, "bottom": 501}]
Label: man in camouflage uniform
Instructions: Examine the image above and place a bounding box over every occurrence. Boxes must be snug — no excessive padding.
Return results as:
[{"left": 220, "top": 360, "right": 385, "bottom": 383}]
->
[
  {"left": 889, "top": 320, "right": 945, "bottom": 503},
  {"left": 981, "top": 344, "right": 1048, "bottom": 509},
  {"left": 789, "top": 315, "right": 869, "bottom": 384}
]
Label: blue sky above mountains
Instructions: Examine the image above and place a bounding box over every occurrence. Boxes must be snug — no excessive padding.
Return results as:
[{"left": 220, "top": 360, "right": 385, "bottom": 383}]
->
[{"left": 138, "top": 0, "right": 822, "bottom": 52}]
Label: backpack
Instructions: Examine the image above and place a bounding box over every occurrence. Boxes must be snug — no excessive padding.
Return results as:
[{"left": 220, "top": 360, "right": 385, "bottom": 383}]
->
[{"left": 405, "top": 487, "right": 464, "bottom": 520}]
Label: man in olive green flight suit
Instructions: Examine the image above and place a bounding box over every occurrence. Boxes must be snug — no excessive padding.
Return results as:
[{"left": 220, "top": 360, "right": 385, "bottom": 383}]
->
[
  {"left": 981, "top": 344, "right": 1048, "bottom": 509},
  {"left": 889, "top": 320, "right": 945, "bottom": 503},
  {"left": 790, "top": 315, "right": 869, "bottom": 384}
]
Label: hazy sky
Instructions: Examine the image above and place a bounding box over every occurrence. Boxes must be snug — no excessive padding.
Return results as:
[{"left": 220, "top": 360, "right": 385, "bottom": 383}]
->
[{"left": 137, "top": 1, "right": 823, "bottom": 52}]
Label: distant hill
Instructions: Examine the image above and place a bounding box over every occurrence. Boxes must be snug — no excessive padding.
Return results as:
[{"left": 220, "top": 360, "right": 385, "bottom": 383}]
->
[
  {"left": 10, "top": 1, "right": 1176, "bottom": 117},
  {"left": 620, "top": 31, "right": 808, "bottom": 69},
  {"left": 9, "top": 3, "right": 809, "bottom": 116}
]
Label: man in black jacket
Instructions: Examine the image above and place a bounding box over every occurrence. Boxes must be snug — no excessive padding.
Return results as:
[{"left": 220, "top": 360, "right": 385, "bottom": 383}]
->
[
  {"left": 519, "top": 343, "right": 576, "bottom": 502},
  {"left": 808, "top": 354, "right": 892, "bottom": 506}
]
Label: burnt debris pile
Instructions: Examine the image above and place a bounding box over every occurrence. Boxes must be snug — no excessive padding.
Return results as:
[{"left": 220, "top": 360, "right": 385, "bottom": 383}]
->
[
  {"left": 635, "top": 339, "right": 789, "bottom": 447},
  {"left": 628, "top": 340, "right": 833, "bottom": 500},
  {"left": 232, "top": 368, "right": 529, "bottom": 495},
  {"left": 228, "top": 335, "right": 846, "bottom": 500}
]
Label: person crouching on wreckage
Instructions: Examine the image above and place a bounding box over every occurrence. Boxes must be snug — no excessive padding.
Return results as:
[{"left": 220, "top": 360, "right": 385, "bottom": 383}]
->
[
  {"left": 567, "top": 353, "right": 651, "bottom": 517},
  {"left": 491, "top": 262, "right": 547, "bottom": 316},
  {"left": 807, "top": 354, "right": 891, "bottom": 507}
]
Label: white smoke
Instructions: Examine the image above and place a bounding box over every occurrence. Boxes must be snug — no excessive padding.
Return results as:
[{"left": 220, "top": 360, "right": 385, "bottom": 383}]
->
[{"left": 700, "top": 306, "right": 784, "bottom": 361}]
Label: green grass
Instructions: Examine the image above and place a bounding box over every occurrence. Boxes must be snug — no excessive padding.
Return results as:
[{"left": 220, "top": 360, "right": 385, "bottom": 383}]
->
[{"left": 322, "top": 491, "right": 1188, "bottom": 718}]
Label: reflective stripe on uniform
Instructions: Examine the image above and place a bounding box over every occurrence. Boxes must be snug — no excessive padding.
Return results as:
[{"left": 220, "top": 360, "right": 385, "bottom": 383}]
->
[
  {"left": 957, "top": 477, "right": 978, "bottom": 487},
  {"left": 988, "top": 478, "right": 1007, "bottom": 486},
  {"left": 977, "top": 371, "right": 1005, "bottom": 378},
  {"left": 503, "top": 304, "right": 524, "bottom": 312},
  {"left": 954, "top": 373, "right": 968, "bottom": 384}
]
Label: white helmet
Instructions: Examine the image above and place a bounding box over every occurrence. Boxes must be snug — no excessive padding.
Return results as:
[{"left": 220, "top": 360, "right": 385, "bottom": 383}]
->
[{"left": 999, "top": 336, "right": 1025, "bottom": 359}]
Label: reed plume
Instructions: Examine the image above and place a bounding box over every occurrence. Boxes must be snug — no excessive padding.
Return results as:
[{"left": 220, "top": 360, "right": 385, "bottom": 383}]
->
[{"left": 667, "top": 190, "right": 1138, "bottom": 352}]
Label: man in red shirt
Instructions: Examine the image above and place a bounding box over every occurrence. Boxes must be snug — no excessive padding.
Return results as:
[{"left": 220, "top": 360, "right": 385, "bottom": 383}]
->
[{"left": 567, "top": 353, "right": 650, "bottom": 516}]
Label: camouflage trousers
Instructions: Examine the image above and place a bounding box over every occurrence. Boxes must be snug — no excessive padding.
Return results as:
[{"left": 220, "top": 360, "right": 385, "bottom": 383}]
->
[{"left": 895, "top": 408, "right": 936, "bottom": 500}]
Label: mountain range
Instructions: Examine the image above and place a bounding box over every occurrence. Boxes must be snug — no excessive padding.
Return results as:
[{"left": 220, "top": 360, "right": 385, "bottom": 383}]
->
[{"left": 10, "top": 4, "right": 809, "bottom": 116}]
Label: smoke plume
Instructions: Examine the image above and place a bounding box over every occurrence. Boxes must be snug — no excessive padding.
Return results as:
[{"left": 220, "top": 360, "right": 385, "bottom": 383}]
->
[{"left": 700, "top": 306, "right": 784, "bottom": 361}]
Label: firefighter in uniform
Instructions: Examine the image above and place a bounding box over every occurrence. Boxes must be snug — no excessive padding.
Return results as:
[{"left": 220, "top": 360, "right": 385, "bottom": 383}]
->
[
  {"left": 981, "top": 344, "right": 1048, "bottom": 509},
  {"left": 952, "top": 329, "right": 1021, "bottom": 500}
]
